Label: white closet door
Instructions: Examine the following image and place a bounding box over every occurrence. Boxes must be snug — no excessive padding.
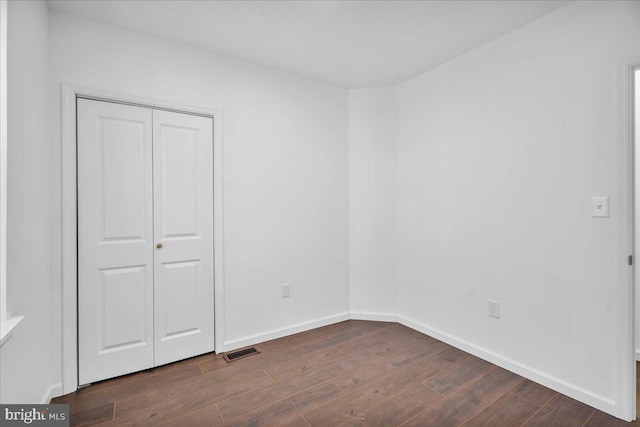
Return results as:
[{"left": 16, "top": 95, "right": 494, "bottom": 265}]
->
[
  {"left": 152, "top": 109, "right": 214, "bottom": 366},
  {"left": 78, "top": 99, "right": 154, "bottom": 384}
]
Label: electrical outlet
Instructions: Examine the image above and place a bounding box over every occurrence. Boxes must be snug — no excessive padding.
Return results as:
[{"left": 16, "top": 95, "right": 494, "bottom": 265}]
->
[
  {"left": 281, "top": 283, "right": 290, "bottom": 299},
  {"left": 488, "top": 300, "right": 500, "bottom": 319}
]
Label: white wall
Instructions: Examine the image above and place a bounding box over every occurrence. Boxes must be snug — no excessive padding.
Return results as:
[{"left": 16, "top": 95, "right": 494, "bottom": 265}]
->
[
  {"left": 48, "top": 12, "right": 350, "bottom": 352},
  {"left": 348, "top": 88, "right": 397, "bottom": 317},
  {"left": 396, "top": 0, "right": 640, "bottom": 412},
  {"left": 0, "top": 0, "right": 59, "bottom": 403}
]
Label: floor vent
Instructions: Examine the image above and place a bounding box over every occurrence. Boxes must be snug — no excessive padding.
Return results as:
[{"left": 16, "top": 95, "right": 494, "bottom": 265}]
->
[{"left": 223, "top": 347, "right": 260, "bottom": 363}]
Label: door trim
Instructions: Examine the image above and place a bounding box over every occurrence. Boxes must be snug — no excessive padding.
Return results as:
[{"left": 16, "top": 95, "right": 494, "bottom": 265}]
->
[
  {"left": 616, "top": 59, "right": 640, "bottom": 421},
  {"left": 60, "top": 83, "right": 225, "bottom": 395}
]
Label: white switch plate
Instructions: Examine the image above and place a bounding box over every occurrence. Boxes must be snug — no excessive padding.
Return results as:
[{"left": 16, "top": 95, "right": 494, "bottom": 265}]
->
[{"left": 592, "top": 197, "right": 609, "bottom": 218}]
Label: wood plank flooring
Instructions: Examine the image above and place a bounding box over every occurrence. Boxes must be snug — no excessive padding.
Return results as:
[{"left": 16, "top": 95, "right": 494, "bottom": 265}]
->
[{"left": 52, "top": 320, "right": 638, "bottom": 426}]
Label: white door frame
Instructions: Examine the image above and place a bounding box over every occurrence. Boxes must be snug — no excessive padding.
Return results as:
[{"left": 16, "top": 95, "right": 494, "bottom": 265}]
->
[
  {"left": 617, "top": 60, "right": 640, "bottom": 422},
  {"left": 60, "top": 83, "right": 225, "bottom": 395}
]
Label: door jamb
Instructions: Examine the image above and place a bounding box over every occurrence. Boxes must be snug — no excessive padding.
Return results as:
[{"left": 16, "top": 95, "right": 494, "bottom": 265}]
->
[
  {"left": 60, "top": 83, "right": 225, "bottom": 395},
  {"left": 618, "top": 61, "right": 640, "bottom": 421}
]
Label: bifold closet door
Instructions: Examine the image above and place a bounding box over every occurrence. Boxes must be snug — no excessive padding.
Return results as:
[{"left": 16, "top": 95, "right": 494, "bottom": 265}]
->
[
  {"left": 78, "top": 99, "right": 215, "bottom": 385},
  {"left": 152, "top": 109, "right": 214, "bottom": 366},
  {"left": 78, "top": 99, "right": 155, "bottom": 385}
]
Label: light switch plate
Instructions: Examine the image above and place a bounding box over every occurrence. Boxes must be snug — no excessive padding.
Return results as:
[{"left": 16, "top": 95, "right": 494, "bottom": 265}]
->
[{"left": 592, "top": 197, "right": 609, "bottom": 218}]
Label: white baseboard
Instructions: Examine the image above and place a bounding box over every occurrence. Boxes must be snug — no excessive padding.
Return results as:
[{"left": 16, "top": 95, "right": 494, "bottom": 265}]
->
[
  {"left": 40, "top": 382, "right": 63, "bottom": 404},
  {"left": 636, "top": 349, "right": 640, "bottom": 361},
  {"left": 398, "top": 315, "right": 616, "bottom": 417},
  {"left": 350, "top": 312, "right": 399, "bottom": 323},
  {"left": 222, "top": 312, "right": 351, "bottom": 352}
]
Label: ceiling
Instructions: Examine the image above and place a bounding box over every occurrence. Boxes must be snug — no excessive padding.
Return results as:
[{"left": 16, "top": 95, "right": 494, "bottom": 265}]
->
[{"left": 46, "top": 0, "right": 570, "bottom": 88}]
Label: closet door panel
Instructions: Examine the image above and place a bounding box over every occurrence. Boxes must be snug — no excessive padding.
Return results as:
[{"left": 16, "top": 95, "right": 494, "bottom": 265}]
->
[
  {"left": 77, "top": 99, "right": 154, "bottom": 384},
  {"left": 153, "top": 109, "right": 214, "bottom": 366}
]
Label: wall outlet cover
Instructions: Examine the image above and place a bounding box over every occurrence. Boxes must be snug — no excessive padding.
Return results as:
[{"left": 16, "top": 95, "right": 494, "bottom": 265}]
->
[
  {"left": 282, "top": 283, "right": 291, "bottom": 298},
  {"left": 488, "top": 300, "right": 500, "bottom": 319}
]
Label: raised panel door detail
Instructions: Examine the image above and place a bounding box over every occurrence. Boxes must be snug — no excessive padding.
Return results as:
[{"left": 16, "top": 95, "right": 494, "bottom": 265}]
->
[
  {"left": 99, "top": 266, "right": 149, "bottom": 353},
  {"left": 159, "top": 126, "right": 199, "bottom": 239},
  {"left": 158, "top": 260, "right": 201, "bottom": 341},
  {"left": 99, "top": 118, "right": 147, "bottom": 242}
]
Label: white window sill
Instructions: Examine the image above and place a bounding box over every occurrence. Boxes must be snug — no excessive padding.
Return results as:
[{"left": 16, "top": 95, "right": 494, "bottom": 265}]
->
[{"left": 0, "top": 315, "right": 25, "bottom": 347}]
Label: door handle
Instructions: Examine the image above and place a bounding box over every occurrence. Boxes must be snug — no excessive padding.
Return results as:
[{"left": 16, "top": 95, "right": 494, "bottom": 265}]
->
[{"left": 156, "top": 243, "right": 163, "bottom": 249}]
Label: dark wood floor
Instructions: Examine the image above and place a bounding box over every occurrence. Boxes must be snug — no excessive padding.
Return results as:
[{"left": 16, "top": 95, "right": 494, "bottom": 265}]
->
[{"left": 53, "top": 320, "right": 636, "bottom": 426}]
